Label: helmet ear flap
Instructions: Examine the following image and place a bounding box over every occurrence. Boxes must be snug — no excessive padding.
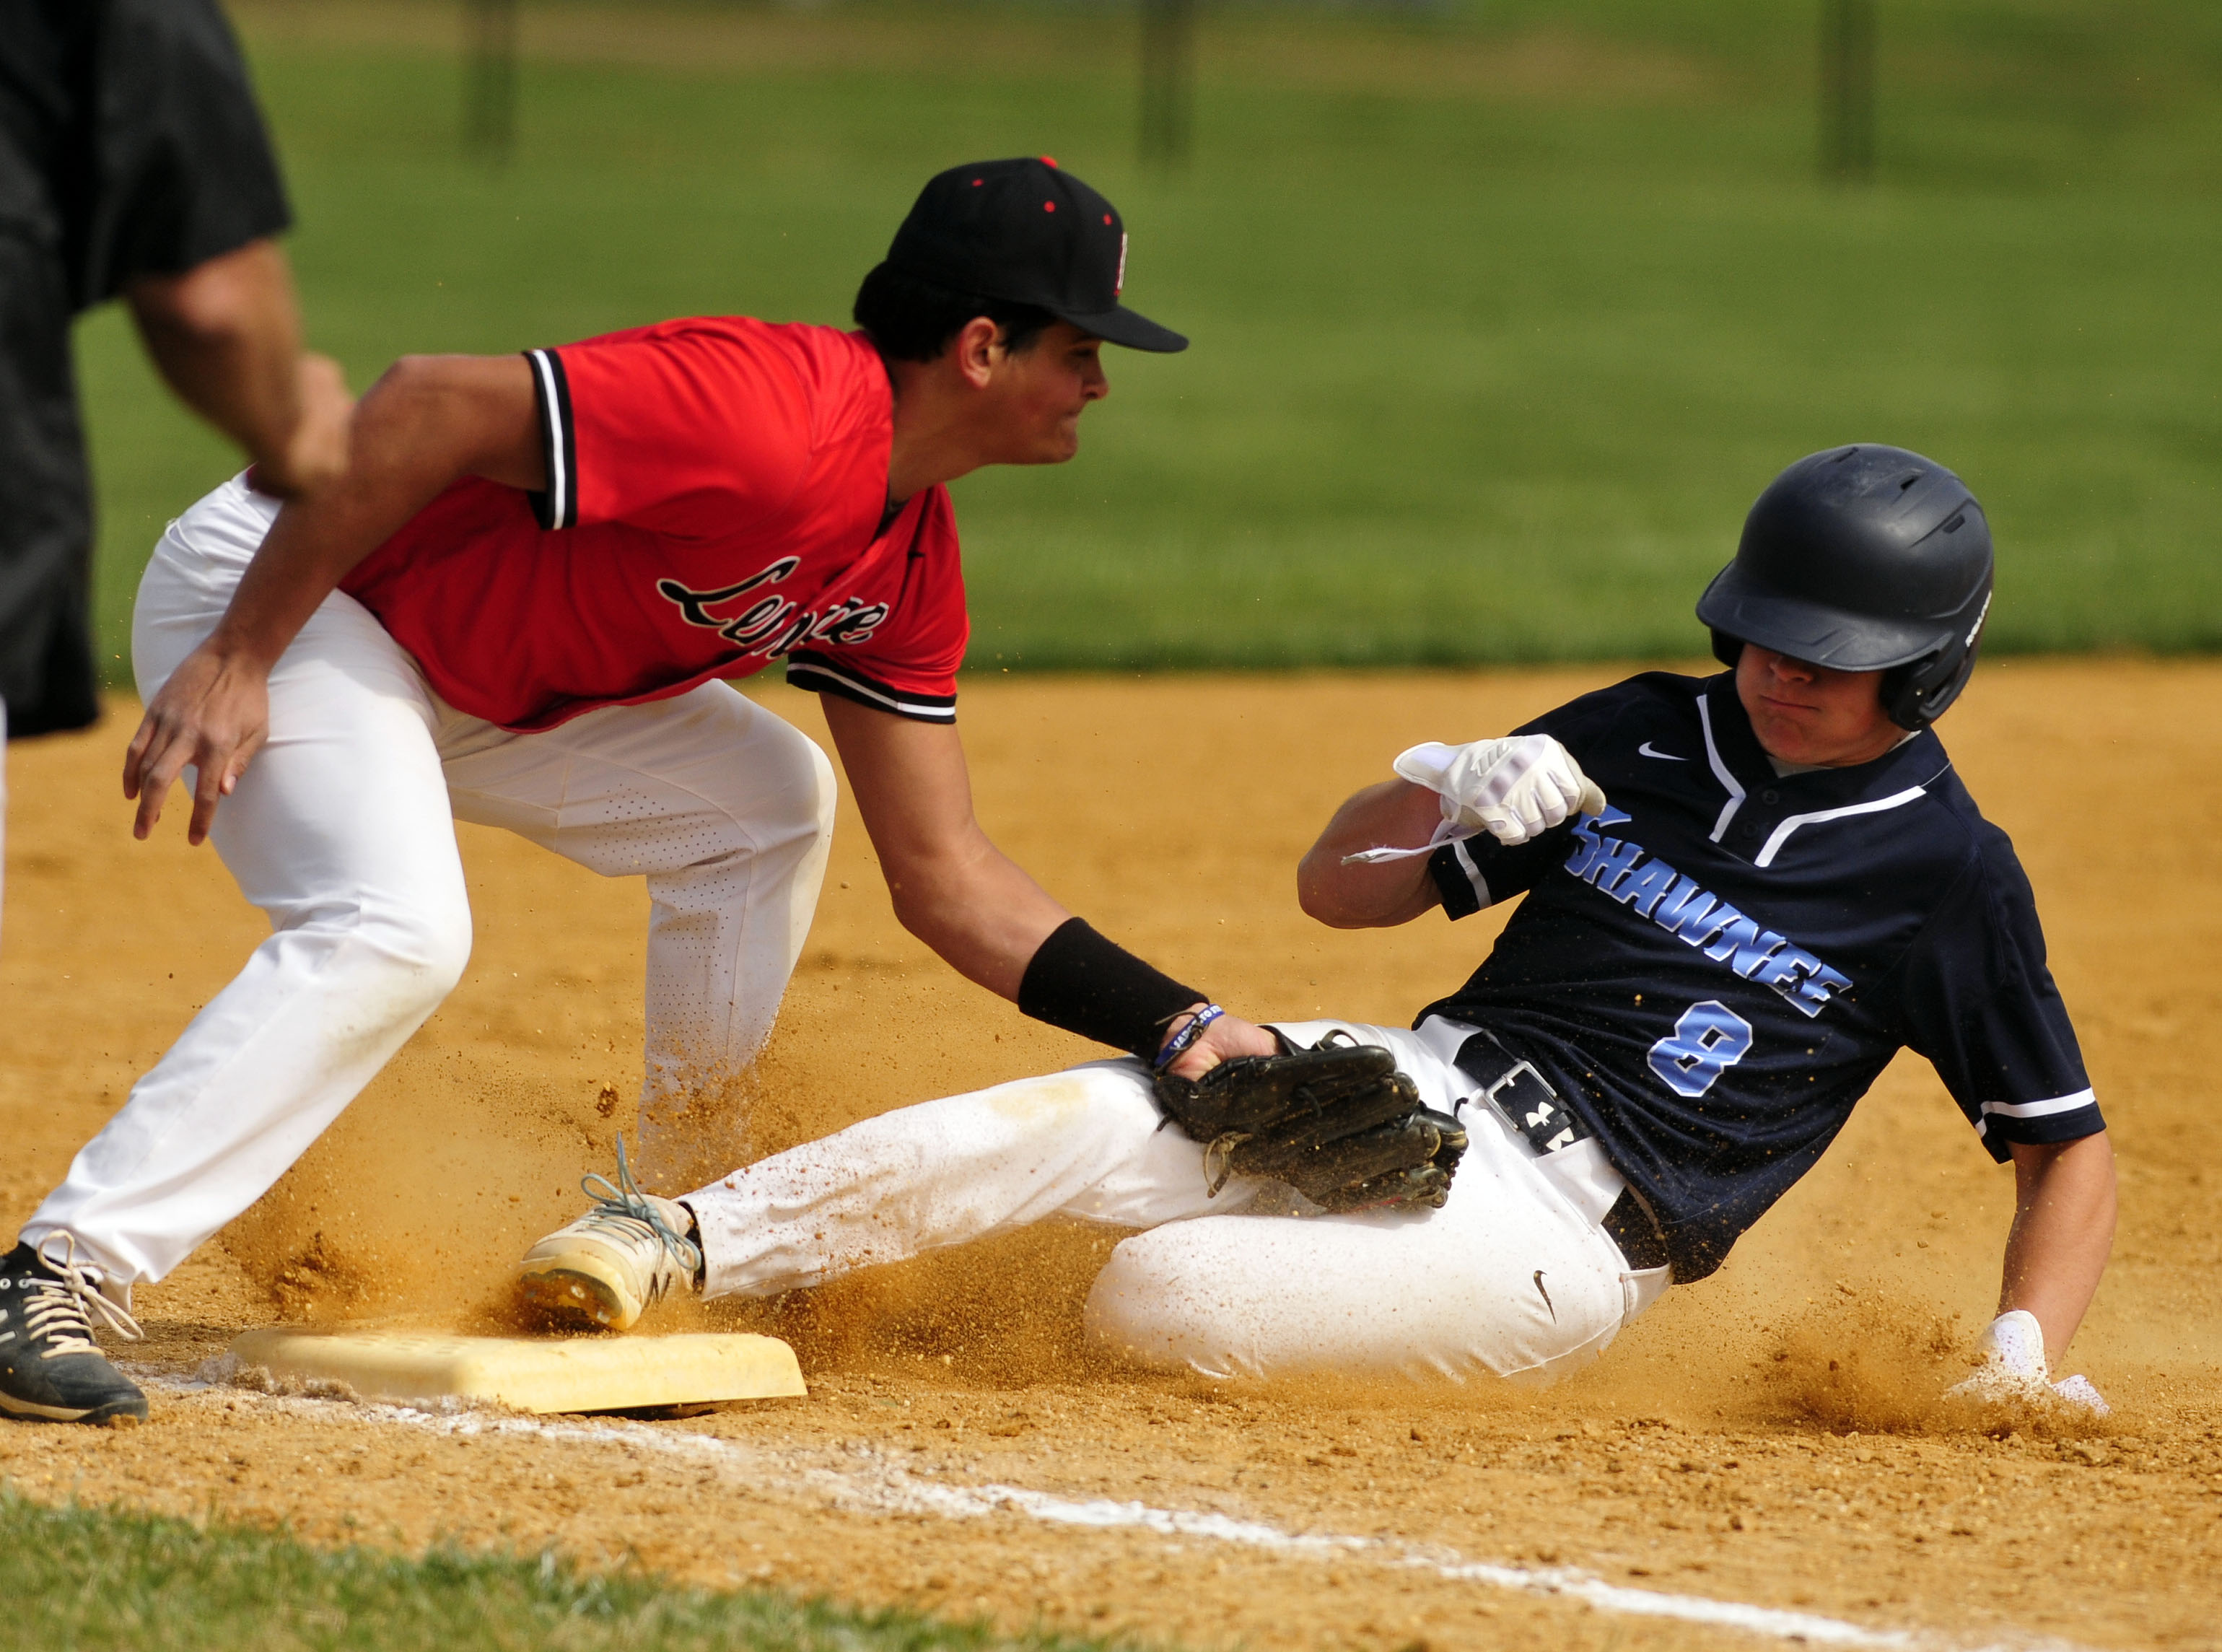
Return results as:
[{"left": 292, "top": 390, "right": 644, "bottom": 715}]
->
[
  {"left": 1710, "top": 629, "right": 1744, "bottom": 670},
  {"left": 1882, "top": 582, "right": 1991, "bottom": 730},
  {"left": 1883, "top": 644, "right": 1982, "bottom": 730},
  {"left": 1879, "top": 660, "right": 1931, "bottom": 731}
]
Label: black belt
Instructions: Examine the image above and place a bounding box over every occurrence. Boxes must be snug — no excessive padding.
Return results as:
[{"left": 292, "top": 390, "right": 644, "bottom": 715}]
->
[{"left": 1451, "top": 1029, "right": 1671, "bottom": 1275}]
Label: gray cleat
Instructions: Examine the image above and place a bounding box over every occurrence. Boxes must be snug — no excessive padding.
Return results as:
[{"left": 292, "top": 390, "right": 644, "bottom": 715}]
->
[{"left": 517, "top": 1140, "right": 701, "bottom": 1332}]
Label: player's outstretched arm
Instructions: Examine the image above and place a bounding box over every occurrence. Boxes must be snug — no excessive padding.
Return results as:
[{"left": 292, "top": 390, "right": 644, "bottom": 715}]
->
[
  {"left": 821, "top": 694, "right": 1070, "bottom": 995},
  {"left": 2000, "top": 1132, "right": 2117, "bottom": 1360},
  {"left": 820, "top": 696, "right": 1277, "bottom": 1076},
  {"left": 1297, "top": 779, "right": 1447, "bottom": 928},
  {"left": 123, "top": 352, "right": 543, "bottom": 845}
]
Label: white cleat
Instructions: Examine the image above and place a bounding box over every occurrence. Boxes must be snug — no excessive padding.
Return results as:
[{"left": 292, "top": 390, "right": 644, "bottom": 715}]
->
[
  {"left": 517, "top": 1142, "right": 701, "bottom": 1332},
  {"left": 1945, "top": 1308, "right": 2109, "bottom": 1417}
]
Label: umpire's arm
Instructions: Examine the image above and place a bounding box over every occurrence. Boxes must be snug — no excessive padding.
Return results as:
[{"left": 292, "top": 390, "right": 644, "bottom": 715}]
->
[
  {"left": 123, "top": 352, "right": 542, "bottom": 844},
  {"left": 127, "top": 240, "right": 351, "bottom": 500}
]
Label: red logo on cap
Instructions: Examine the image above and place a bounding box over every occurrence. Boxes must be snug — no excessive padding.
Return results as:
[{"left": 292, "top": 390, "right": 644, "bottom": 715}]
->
[
  {"left": 1044, "top": 201, "right": 1055, "bottom": 211},
  {"left": 1040, "top": 155, "right": 1059, "bottom": 167}
]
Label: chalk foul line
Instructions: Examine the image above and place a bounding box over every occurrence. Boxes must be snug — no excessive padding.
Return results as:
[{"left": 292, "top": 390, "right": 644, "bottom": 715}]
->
[
  {"left": 853, "top": 1477, "right": 1915, "bottom": 1648},
  {"left": 139, "top": 1373, "right": 2078, "bottom": 1652}
]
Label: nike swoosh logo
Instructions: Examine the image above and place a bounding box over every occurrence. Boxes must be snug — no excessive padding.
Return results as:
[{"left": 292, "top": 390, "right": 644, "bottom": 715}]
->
[
  {"left": 1638, "top": 742, "right": 1689, "bottom": 761},
  {"left": 1534, "top": 1269, "right": 1555, "bottom": 1322}
]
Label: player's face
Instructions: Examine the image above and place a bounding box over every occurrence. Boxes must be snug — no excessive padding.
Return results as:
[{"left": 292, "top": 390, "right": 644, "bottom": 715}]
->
[
  {"left": 1736, "top": 644, "right": 1903, "bottom": 767},
  {"left": 980, "top": 322, "right": 1108, "bottom": 464}
]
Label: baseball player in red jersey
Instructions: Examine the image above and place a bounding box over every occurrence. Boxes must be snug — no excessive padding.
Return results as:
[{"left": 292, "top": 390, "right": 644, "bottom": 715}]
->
[{"left": 6, "top": 159, "right": 1275, "bottom": 1425}]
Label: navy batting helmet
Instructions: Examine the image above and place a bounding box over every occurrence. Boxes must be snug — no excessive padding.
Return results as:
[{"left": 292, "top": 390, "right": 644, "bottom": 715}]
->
[{"left": 1696, "top": 445, "right": 1994, "bottom": 730}]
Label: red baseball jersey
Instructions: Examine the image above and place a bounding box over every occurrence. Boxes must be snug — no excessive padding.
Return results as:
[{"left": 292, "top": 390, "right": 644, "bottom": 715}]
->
[{"left": 339, "top": 317, "right": 968, "bottom": 732}]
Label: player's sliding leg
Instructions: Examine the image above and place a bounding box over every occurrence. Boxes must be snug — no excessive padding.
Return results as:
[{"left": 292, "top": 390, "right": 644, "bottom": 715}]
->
[
  {"left": 1082, "top": 1129, "right": 1645, "bottom": 1386},
  {"left": 441, "top": 680, "right": 836, "bottom": 1175},
  {"left": 519, "top": 1021, "right": 1666, "bottom": 1379},
  {"left": 1084, "top": 1018, "right": 1661, "bottom": 1385},
  {"left": 518, "top": 1059, "right": 1247, "bottom": 1332},
  {"left": 513, "top": 1140, "right": 701, "bottom": 1331},
  {"left": 14, "top": 478, "right": 472, "bottom": 1302}
]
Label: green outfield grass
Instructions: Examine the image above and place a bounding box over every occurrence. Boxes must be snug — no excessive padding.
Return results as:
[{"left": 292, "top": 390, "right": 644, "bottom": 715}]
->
[
  {"left": 72, "top": 0, "right": 2222, "bottom": 679},
  {"left": 0, "top": 1489, "right": 1119, "bottom": 1652}
]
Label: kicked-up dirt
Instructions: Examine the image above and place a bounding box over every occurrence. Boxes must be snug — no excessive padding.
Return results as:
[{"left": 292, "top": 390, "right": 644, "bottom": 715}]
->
[{"left": 4, "top": 662, "right": 2221, "bottom": 1651}]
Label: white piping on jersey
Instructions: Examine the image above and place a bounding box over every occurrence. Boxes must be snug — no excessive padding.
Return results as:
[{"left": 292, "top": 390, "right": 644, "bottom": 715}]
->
[
  {"left": 1980, "top": 1089, "right": 2096, "bottom": 1120},
  {"left": 1974, "top": 1088, "right": 2097, "bottom": 1139},
  {"left": 787, "top": 657, "right": 955, "bottom": 723},
  {"left": 1694, "top": 694, "right": 1745, "bottom": 842},
  {"left": 1451, "top": 839, "right": 1492, "bottom": 911},
  {"left": 528, "top": 349, "right": 569, "bottom": 528},
  {"left": 1752, "top": 787, "right": 1928, "bottom": 868}
]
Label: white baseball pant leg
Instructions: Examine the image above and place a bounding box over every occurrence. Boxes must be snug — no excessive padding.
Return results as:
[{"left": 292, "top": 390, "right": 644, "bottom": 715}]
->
[
  {"left": 685, "top": 1020, "right": 1666, "bottom": 1386},
  {"left": 21, "top": 480, "right": 473, "bottom": 1285},
  {"left": 20, "top": 477, "right": 833, "bottom": 1285},
  {"left": 438, "top": 678, "right": 835, "bottom": 1166}
]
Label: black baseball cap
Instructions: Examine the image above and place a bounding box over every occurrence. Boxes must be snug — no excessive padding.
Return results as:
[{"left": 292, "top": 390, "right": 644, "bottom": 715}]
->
[{"left": 880, "top": 157, "right": 1187, "bottom": 353}]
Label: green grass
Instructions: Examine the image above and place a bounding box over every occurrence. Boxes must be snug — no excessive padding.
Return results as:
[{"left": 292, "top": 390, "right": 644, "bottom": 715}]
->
[
  {"left": 0, "top": 1488, "right": 1119, "bottom": 1652},
  {"left": 71, "top": 0, "right": 2222, "bottom": 680}
]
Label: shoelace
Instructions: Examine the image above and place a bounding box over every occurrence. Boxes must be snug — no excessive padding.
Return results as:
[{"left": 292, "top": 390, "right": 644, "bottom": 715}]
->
[
  {"left": 22, "top": 1234, "right": 144, "bottom": 1360},
  {"left": 577, "top": 1138, "right": 701, "bottom": 1300}
]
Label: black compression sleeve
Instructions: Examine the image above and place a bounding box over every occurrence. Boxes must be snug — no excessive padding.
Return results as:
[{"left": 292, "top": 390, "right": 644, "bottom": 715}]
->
[{"left": 1016, "top": 919, "right": 1207, "bottom": 1059}]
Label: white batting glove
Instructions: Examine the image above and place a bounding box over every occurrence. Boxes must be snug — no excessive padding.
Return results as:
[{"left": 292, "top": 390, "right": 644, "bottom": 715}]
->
[
  {"left": 1945, "top": 1309, "right": 2110, "bottom": 1416},
  {"left": 1394, "top": 735, "right": 1608, "bottom": 847}
]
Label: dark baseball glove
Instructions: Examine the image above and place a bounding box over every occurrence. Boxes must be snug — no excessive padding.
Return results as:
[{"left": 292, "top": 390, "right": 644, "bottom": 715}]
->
[{"left": 1152, "top": 1031, "right": 1466, "bottom": 1213}]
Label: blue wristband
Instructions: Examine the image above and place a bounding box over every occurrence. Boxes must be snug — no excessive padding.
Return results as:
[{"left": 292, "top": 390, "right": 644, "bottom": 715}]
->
[{"left": 1154, "top": 1003, "right": 1224, "bottom": 1072}]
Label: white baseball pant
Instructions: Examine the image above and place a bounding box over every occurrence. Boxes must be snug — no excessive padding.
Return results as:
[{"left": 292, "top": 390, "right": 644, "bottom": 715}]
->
[
  {"left": 685, "top": 1018, "right": 1670, "bottom": 1386},
  {"left": 19, "top": 476, "right": 836, "bottom": 1286}
]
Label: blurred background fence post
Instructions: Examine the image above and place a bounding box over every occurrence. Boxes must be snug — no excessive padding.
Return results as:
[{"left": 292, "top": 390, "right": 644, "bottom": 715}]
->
[
  {"left": 1819, "top": 0, "right": 1877, "bottom": 183},
  {"left": 1140, "top": 0, "right": 1197, "bottom": 171},
  {"left": 464, "top": 0, "right": 520, "bottom": 160}
]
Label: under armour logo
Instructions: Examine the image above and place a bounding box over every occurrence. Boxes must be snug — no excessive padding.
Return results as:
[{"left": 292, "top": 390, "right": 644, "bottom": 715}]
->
[
  {"left": 1543, "top": 1127, "right": 1575, "bottom": 1152},
  {"left": 1523, "top": 1103, "right": 1557, "bottom": 1129}
]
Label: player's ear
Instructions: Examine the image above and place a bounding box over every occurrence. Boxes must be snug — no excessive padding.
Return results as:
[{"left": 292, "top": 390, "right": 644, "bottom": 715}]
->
[{"left": 953, "top": 315, "right": 1003, "bottom": 389}]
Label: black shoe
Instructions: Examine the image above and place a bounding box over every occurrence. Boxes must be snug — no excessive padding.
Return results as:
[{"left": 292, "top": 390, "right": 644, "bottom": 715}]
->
[{"left": 0, "top": 1238, "right": 148, "bottom": 1426}]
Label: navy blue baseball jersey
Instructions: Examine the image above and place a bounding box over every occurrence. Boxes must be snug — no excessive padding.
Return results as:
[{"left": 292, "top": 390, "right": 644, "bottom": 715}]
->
[{"left": 1417, "top": 670, "right": 2099, "bottom": 1281}]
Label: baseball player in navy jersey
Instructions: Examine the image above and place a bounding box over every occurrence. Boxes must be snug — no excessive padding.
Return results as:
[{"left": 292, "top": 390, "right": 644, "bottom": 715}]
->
[
  {"left": 4, "top": 158, "right": 1280, "bottom": 1426},
  {"left": 515, "top": 445, "right": 2114, "bottom": 1407}
]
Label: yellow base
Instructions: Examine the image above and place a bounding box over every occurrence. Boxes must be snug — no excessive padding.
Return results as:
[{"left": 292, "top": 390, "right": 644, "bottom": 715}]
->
[{"left": 229, "top": 1329, "right": 806, "bottom": 1415}]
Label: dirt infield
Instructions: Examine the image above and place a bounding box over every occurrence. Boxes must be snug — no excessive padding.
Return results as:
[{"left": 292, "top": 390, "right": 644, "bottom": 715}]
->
[{"left": 4, "top": 663, "right": 2221, "bottom": 1651}]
